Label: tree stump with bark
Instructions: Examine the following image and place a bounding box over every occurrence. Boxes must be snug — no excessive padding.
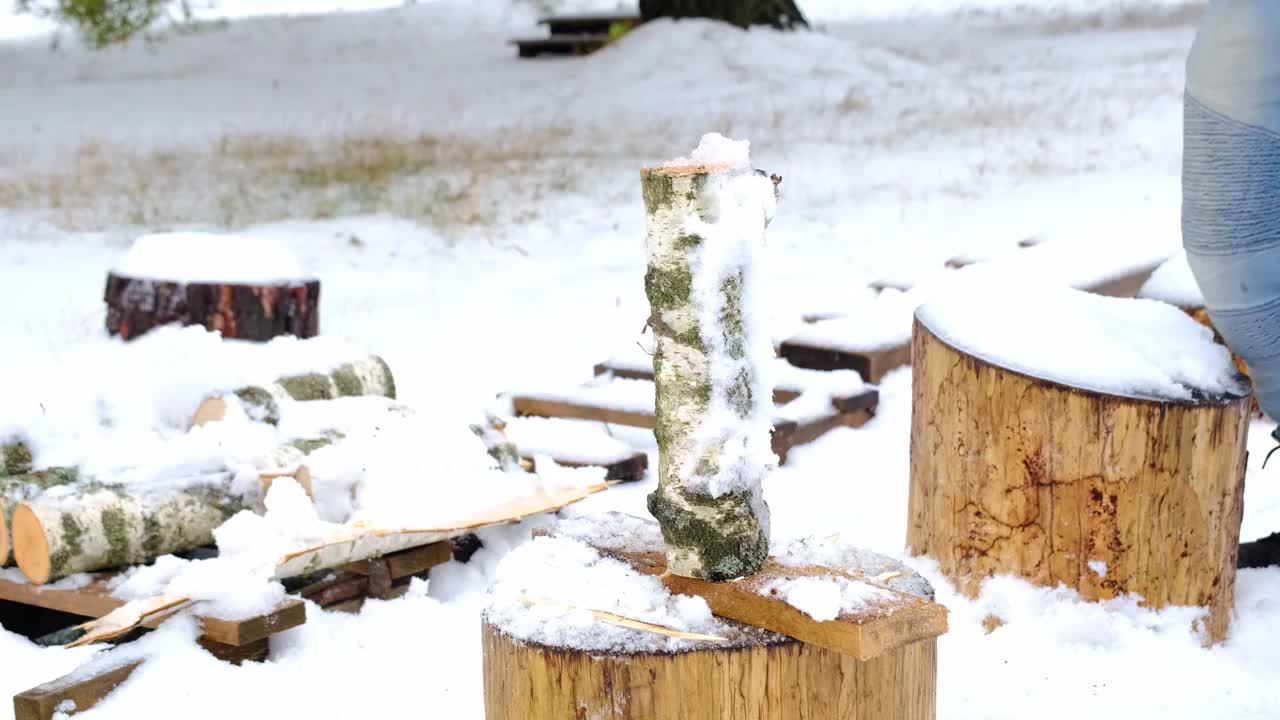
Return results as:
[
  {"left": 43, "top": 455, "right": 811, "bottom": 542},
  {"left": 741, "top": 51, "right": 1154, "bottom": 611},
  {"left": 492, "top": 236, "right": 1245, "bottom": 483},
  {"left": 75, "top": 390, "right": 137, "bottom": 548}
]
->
[
  {"left": 906, "top": 292, "right": 1252, "bottom": 644},
  {"left": 105, "top": 273, "right": 320, "bottom": 341},
  {"left": 104, "top": 233, "right": 319, "bottom": 341}
]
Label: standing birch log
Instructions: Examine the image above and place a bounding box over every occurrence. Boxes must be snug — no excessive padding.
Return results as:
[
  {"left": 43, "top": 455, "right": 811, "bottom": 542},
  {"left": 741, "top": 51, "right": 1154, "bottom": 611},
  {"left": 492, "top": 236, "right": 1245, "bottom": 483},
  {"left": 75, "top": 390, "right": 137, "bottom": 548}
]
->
[
  {"left": 641, "top": 135, "right": 778, "bottom": 581},
  {"left": 191, "top": 355, "right": 397, "bottom": 426}
]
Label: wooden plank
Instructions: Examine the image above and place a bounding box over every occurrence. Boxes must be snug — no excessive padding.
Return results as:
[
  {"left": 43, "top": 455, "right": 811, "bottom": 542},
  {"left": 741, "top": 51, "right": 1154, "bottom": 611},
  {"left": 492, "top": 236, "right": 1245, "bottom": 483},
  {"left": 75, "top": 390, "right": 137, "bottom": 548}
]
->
[
  {"left": 509, "top": 35, "right": 610, "bottom": 58},
  {"left": 540, "top": 14, "right": 640, "bottom": 35},
  {"left": 0, "top": 575, "right": 121, "bottom": 619},
  {"left": 525, "top": 452, "right": 649, "bottom": 483},
  {"left": 198, "top": 598, "right": 306, "bottom": 647},
  {"left": 548, "top": 525, "right": 949, "bottom": 662},
  {"left": 513, "top": 396, "right": 655, "bottom": 429},
  {"left": 297, "top": 572, "right": 368, "bottom": 609},
  {"left": 778, "top": 340, "right": 911, "bottom": 384},
  {"left": 591, "top": 361, "right": 880, "bottom": 412},
  {"left": 14, "top": 659, "right": 141, "bottom": 720},
  {"left": 197, "top": 636, "right": 270, "bottom": 665},
  {"left": 772, "top": 409, "right": 873, "bottom": 464},
  {"left": 339, "top": 541, "right": 452, "bottom": 580}
]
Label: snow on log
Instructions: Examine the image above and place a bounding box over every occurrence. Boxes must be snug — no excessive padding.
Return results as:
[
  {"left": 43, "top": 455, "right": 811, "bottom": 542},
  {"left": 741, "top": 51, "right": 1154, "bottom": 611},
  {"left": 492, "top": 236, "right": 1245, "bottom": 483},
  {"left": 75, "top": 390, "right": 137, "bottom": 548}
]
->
[
  {"left": 2, "top": 439, "right": 33, "bottom": 476},
  {"left": 191, "top": 355, "right": 396, "bottom": 426},
  {"left": 12, "top": 476, "right": 249, "bottom": 584},
  {"left": 105, "top": 232, "right": 320, "bottom": 342},
  {"left": 907, "top": 282, "right": 1251, "bottom": 644},
  {"left": 0, "top": 467, "right": 79, "bottom": 566},
  {"left": 641, "top": 133, "right": 778, "bottom": 581}
]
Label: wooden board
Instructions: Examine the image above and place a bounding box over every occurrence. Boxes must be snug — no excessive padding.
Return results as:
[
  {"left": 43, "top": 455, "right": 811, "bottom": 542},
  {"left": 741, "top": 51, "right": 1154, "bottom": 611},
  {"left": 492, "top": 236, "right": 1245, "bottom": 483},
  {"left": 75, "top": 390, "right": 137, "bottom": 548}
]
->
[
  {"left": 778, "top": 340, "right": 912, "bottom": 384},
  {"left": 338, "top": 541, "right": 452, "bottom": 580},
  {"left": 525, "top": 451, "right": 649, "bottom": 483},
  {"left": 591, "top": 361, "right": 881, "bottom": 413},
  {"left": 772, "top": 409, "right": 872, "bottom": 463},
  {"left": 510, "top": 34, "right": 609, "bottom": 58},
  {"left": 596, "top": 546, "right": 946, "bottom": 661},
  {"left": 539, "top": 14, "right": 640, "bottom": 34},
  {"left": 198, "top": 599, "right": 306, "bottom": 647},
  {"left": 14, "top": 659, "right": 141, "bottom": 720},
  {"left": 512, "top": 396, "right": 655, "bottom": 429}
]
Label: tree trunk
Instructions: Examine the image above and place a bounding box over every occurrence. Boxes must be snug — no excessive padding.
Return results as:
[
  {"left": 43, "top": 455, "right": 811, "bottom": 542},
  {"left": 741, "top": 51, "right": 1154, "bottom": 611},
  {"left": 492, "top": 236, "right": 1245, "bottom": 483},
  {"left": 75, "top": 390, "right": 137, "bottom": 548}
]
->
[
  {"left": 12, "top": 477, "right": 248, "bottom": 584},
  {"left": 906, "top": 318, "right": 1250, "bottom": 644},
  {"left": 2, "top": 440, "right": 33, "bottom": 476},
  {"left": 482, "top": 624, "right": 935, "bottom": 720},
  {"left": 190, "top": 355, "right": 397, "bottom": 426},
  {"left": 0, "top": 468, "right": 80, "bottom": 566},
  {"left": 104, "top": 272, "right": 320, "bottom": 342},
  {"left": 641, "top": 156, "right": 777, "bottom": 582},
  {"left": 639, "top": 0, "right": 808, "bottom": 29}
]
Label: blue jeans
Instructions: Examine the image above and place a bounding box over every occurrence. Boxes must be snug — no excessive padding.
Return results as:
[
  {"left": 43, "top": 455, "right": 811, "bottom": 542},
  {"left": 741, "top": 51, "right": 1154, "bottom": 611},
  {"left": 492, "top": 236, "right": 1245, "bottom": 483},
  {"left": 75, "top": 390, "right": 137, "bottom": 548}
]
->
[{"left": 1183, "top": 1, "right": 1280, "bottom": 419}]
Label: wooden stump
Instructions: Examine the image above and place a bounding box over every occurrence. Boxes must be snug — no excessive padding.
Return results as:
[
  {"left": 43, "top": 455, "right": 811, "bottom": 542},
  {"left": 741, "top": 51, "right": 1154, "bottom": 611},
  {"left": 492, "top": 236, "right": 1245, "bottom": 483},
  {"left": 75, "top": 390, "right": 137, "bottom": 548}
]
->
[
  {"left": 104, "top": 272, "right": 320, "bottom": 341},
  {"left": 482, "top": 623, "right": 936, "bottom": 720},
  {"left": 906, "top": 317, "right": 1250, "bottom": 643}
]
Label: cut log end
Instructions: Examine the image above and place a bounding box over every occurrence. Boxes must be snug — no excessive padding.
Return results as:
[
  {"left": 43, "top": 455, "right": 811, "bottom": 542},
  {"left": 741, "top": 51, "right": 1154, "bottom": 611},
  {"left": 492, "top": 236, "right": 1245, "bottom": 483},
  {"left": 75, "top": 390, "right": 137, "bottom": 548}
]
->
[
  {"left": 13, "top": 503, "right": 52, "bottom": 585},
  {"left": 190, "top": 396, "right": 228, "bottom": 428},
  {"left": 641, "top": 161, "right": 734, "bottom": 177},
  {"left": 0, "top": 500, "right": 9, "bottom": 567}
]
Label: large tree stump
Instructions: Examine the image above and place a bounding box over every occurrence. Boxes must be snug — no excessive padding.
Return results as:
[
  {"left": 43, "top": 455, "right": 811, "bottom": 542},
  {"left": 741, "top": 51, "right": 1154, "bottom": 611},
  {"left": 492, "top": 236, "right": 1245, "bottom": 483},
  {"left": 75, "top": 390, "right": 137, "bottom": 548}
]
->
[
  {"left": 483, "top": 512, "right": 943, "bottom": 720},
  {"left": 907, "top": 292, "right": 1251, "bottom": 644},
  {"left": 104, "top": 233, "right": 319, "bottom": 341},
  {"left": 482, "top": 624, "right": 935, "bottom": 720}
]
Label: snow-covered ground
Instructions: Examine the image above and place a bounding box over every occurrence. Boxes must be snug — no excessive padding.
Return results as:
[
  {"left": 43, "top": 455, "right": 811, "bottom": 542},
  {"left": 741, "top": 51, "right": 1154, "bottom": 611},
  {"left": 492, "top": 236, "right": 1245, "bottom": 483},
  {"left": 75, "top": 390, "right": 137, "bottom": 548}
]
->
[{"left": 3, "top": 0, "right": 1280, "bottom": 718}]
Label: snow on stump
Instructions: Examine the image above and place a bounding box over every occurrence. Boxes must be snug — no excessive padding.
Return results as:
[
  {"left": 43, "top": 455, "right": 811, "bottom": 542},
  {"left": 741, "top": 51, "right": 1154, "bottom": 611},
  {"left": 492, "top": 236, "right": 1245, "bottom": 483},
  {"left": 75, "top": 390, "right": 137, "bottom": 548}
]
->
[
  {"left": 105, "top": 233, "right": 320, "bottom": 342},
  {"left": 906, "top": 283, "right": 1252, "bottom": 644},
  {"left": 482, "top": 513, "right": 945, "bottom": 720}
]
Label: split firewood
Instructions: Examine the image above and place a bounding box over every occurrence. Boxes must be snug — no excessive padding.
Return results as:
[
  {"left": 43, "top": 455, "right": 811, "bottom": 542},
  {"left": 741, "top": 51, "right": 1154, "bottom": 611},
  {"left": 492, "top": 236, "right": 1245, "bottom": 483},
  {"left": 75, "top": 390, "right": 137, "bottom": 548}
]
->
[{"left": 190, "top": 355, "right": 396, "bottom": 427}]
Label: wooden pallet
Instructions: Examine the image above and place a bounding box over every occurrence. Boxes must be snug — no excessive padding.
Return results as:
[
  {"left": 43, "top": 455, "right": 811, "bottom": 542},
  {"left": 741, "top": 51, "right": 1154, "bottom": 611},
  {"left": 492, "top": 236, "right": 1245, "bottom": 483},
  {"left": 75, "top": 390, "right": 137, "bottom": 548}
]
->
[
  {"left": 12, "top": 598, "right": 305, "bottom": 720},
  {"left": 7, "top": 540, "right": 453, "bottom": 719}
]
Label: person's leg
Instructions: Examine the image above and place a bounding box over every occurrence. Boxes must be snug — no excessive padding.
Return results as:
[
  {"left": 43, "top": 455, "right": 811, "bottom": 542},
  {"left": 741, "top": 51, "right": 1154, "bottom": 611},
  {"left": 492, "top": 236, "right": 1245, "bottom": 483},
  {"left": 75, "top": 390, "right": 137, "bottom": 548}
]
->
[{"left": 1183, "top": 1, "right": 1280, "bottom": 567}]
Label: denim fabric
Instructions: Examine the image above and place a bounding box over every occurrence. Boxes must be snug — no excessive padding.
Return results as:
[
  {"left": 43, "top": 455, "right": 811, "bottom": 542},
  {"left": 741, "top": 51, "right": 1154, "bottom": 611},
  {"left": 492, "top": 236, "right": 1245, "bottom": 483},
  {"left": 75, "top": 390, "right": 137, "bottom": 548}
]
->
[{"left": 1183, "top": 4, "right": 1280, "bottom": 416}]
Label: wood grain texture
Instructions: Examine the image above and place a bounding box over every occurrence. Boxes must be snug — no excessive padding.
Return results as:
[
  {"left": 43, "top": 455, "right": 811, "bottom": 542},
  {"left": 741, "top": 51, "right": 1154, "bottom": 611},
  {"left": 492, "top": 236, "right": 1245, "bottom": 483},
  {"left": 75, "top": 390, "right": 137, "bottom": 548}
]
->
[
  {"left": 906, "top": 318, "right": 1250, "bottom": 644},
  {"left": 482, "top": 622, "right": 936, "bottom": 720},
  {"left": 104, "top": 272, "right": 320, "bottom": 342},
  {"left": 13, "top": 660, "right": 141, "bottom": 720},
  {"left": 198, "top": 599, "right": 305, "bottom": 647},
  {"left": 338, "top": 541, "right": 452, "bottom": 580}
]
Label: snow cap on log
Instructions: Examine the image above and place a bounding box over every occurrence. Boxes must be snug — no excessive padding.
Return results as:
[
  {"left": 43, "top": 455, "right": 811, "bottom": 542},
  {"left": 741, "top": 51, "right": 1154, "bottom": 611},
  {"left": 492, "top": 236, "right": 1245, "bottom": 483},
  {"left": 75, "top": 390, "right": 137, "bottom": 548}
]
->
[
  {"left": 915, "top": 279, "right": 1249, "bottom": 403},
  {"left": 642, "top": 132, "right": 779, "bottom": 581}
]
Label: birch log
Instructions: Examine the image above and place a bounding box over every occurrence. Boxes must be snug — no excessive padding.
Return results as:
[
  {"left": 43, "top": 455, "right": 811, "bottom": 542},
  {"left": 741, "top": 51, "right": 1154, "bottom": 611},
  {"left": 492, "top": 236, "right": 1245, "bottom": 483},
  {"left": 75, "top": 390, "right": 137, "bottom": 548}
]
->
[
  {"left": 12, "top": 479, "right": 248, "bottom": 584},
  {"left": 641, "top": 141, "right": 777, "bottom": 581},
  {"left": 191, "top": 355, "right": 397, "bottom": 426},
  {"left": 0, "top": 468, "right": 80, "bottom": 566},
  {"left": 2, "top": 440, "right": 33, "bottom": 476}
]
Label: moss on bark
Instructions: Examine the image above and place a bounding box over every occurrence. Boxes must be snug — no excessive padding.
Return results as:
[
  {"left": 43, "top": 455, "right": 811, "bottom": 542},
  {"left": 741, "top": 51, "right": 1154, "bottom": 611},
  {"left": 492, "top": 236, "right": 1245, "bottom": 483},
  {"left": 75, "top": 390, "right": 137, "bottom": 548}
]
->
[{"left": 2, "top": 441, "right": 32, "bottom": 476}]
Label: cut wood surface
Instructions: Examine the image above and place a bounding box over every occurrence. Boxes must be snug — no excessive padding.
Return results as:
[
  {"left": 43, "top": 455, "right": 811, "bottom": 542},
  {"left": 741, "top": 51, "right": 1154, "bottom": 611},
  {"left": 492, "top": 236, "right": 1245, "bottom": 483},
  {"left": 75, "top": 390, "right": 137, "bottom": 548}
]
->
[
  {"left": 483, "top": 620, "right": 937, "bottom": 720},
  {"left": 0, "top": 468, "right": 81, "bottom": 566},
  {"left": 907, "top": 317, "right": 1250, "bottom": 644},
  {"left": 104, "top": 272, "right": 320, "bottom": 342}
]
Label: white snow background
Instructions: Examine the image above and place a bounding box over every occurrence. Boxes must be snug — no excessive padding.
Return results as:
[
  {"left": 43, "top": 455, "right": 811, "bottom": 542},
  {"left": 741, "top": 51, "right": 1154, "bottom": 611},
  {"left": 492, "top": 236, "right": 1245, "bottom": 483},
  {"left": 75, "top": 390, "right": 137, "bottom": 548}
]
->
[{"left": 4, "top": 0, "right": 1280, "bottom": 718}]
